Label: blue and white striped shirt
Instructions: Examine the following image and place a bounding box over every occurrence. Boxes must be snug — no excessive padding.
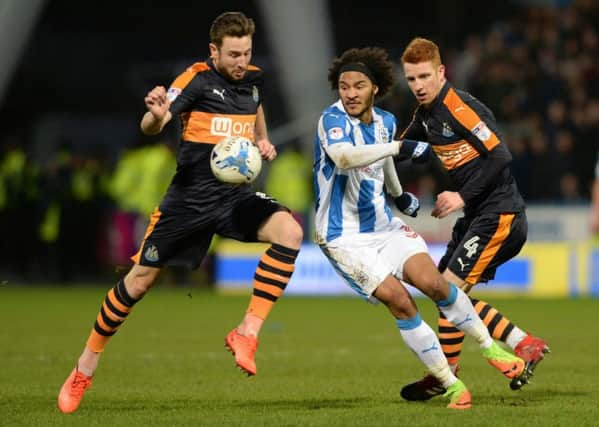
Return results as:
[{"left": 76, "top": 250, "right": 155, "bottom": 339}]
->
[{"left": 313, "top": 100, "right": 398, "bottom": 243}]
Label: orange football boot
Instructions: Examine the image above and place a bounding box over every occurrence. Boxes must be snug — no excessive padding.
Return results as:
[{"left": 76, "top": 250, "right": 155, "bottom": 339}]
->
[
  {"left": 58, "top": 367, "right": 92, "bottom": 414},
  {"left": 225, "top": 329, "right": 258, "bottom": 376}
]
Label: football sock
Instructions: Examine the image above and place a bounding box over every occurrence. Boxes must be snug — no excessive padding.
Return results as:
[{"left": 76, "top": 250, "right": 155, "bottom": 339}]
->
[
  {"left": 86, "top": 279, "right": 141, "bottom": 353},
  {"left": 438, "top": 312, "right": 465, "bottom": 367},
  {"left": 438, "top": 297, "right": 526, "bottom": 364},
  {"left": 397, "top": 313, "right": 457, "bottom": 388},
  {"left": 505, "top": 327, "right": 528, "bottom": 349},
  {"left": 436, "top": 284, "right": 493, "bottom": 349},
  {"left": 247, "top": 244, "right": 298, "bottom": 320}
]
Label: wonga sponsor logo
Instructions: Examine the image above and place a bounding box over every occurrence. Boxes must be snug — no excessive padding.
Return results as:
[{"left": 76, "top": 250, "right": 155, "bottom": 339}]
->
[
  {"left": 211, "top": 116, "right": 234, "bottom": 136},
  {"left": 182, "top": 112, "right": 256, "bottom": 144},
  {"left": 211, "top": 116, "right": 255, "bottom": 138}
]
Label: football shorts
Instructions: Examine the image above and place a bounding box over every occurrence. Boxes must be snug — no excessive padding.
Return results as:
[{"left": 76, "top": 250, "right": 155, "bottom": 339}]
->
[
  {"left": 438, "top": 211, "right": 527, "bottom": 285},
  {"left": 319, "top": 217, "right": 428, "bottom": 302},
  {"left": 131, "top": 191, "right": 286, "bottom": 269}
]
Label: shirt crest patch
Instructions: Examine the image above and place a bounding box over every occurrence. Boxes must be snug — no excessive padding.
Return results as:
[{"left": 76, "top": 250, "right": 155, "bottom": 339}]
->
[
  {"left": 442, "top": 122, "right": 454, "bottom": 137},
  {"left": 144, "top": 244, "right": 159, "bottom": 262}
]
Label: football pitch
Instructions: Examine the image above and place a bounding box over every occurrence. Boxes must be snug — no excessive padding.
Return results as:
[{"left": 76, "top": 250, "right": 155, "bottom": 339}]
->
[{"left": 2, "top": 286, "right": 598, "bottom": 426}]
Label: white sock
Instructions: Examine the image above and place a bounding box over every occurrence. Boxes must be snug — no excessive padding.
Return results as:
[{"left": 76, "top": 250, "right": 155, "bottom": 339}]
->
[
  {"left": 397, "top": 313, "right": 457, "bottom": 388},
  {"left": 506, "top": 327, "right": 528, "bottom": 349},
  {"left": 437, "top": 284, "right": 493, "bottom": 349},
  {"left": 77, "top": 365, "right": 94, "bottom": 377}
]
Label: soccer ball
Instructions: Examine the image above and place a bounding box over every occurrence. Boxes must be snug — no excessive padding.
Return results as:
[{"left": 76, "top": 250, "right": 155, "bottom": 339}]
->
[{"left": 210, "top": 136, "right": 262, "bottom": 184}]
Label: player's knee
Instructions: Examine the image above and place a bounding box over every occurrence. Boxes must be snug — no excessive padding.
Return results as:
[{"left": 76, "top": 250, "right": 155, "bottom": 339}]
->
[
  {"left": 278, "top": 217, "right": 303, "bottom": 249},
  {"left": 375, "top": 281, "right": 414, "bottom": 317},
  {"left": 418, "top": 274, "right": 448, "bottom": 301},
  {"left": 387, "top": 290, "right": 416, "bottom": 318},
  {"left": 125, "top": 267, "right": 159, "bottom": 298}
]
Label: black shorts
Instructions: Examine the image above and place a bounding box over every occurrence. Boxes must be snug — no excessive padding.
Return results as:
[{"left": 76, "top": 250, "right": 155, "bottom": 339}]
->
[
  {"left": 438, "top": 211, "right": 527, "bottom": 285},
  {"left": 132, "top": 191, "right": 286, "bottom": 269}
]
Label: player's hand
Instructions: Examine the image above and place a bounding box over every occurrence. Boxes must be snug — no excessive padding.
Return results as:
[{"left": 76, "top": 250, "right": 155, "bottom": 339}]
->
[
  {"left": 394, "top": 192, "right": 420, "bottom": 217},
  {"left": 398, "top": 139, "right": 431, "bottom": 163},
  {"left": 144, "top": 86, "right": 170, "bottom": 121},
  {"left": 256, "top": 139, "right": 277, "bottom": 161},
  {"left": 431, "top": 191, "right": 464, "bottom": 218}
]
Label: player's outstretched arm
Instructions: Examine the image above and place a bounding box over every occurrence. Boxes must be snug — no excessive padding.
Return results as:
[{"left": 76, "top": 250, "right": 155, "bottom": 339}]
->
[
  {"left": 326, "top": 141, "right": 400, "bottom": 170},
  {"left": 140, "top": 86, "right": 172, "bottom": 135}
]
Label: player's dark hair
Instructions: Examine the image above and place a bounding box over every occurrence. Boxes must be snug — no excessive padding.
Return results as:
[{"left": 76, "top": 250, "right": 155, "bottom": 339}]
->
[
  {"left": 328, "top": 47, "right": 395, "bottom": 98},
  {"left": 210, "top": 11, "right": 255, "bottom": 47}
]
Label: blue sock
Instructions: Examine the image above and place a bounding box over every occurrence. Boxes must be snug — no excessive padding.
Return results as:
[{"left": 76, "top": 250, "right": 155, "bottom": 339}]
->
[{"left": 436, "top": 283, "right": 458, "bottom": 307}]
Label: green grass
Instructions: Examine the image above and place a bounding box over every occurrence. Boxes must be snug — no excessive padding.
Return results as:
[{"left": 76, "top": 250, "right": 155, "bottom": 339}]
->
[{"left": 1, "top": 285, "right": 598, "bottom": 426}]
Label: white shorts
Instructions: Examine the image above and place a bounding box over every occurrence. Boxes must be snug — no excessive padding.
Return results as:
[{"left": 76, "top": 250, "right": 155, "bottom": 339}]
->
[{"left": 319, "top": 217, "right": 428, "bottom": 302}]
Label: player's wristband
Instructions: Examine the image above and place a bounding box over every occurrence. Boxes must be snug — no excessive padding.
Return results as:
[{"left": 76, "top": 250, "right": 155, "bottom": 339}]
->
[
  {"left": 394, "top": 192, "right": 420, "bottom": 217},
  {"left": 399, "top": 139, "right": 431, "bottom": 163}
]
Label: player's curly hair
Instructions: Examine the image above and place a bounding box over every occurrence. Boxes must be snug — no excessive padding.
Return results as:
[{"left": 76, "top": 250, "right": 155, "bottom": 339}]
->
[
  {"left": 328, "top": 47, "right": 395, "bottom": 98},
  {"left": 210, "top": 11, "right": 255, "bottom": 47}
]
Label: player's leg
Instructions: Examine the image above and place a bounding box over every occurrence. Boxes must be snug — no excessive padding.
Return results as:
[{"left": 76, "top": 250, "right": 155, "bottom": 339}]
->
[
  {"left": 58, "top": 263, "right": 161, "bottom": 414},
  {"left": 440, "top": 268, "right": 531, "bottom": 364},
  {"left": 242, "top": 210, "right": 302, "bottom": 333},
  {"left": 82, "top": 264, "right": 161, "bottom": 372},
  {"left": 444, "top": 269, "right": 544, "bottom": 355},
  {"left": 440, "top": 288, "right": 549, "bottom": 391},
  {"left": 322, "top": 233, "right": 470, "bottom": 409},
  {"left": 403, "top": 295, "right": 527, "bottom": 398},
  {"left": 399, "top": 253, "right": 524, "bottom": 382},
  {"left": 58, "top": 208, "right": 184, "bottom": 413},
  {"left": 435, "top": 213, "right": 528, "bottom": 367},
  {"left": 402, "top": 212, "right": 546, "bottom": 400},
  {"left": 221, "top": 194, "right": 302, "bottom": 375},
  {"left": 374, "top": 220, "right": 514, "bottom": 373},
  {"left": 442, "top": 212, "right": 549, "bottom": 387},
  {"left": 373, "top": 276, "right": 471, "bottom": 409}
]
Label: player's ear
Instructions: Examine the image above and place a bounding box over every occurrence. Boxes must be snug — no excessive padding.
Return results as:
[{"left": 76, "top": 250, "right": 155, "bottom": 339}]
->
[
  {"left": 438, "top": 64, "right": 445, "bottom": 78},
  {"left": 373, "top": 84, "right": 379, "bottom": 96},
  {"left": 209, "top": 43, "right": 218, "bottom": 60}
]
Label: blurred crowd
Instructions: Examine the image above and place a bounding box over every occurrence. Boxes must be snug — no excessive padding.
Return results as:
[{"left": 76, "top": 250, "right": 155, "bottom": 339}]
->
[
  {"left": 1, "top": 1, "right": 597, "bottom": 282},
  {"left": 0, "top": 137, "right": 176, "bottom": 282}
]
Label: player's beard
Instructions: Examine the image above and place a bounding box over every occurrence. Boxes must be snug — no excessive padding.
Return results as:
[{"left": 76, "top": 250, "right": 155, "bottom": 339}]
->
[
  {"left": 216, "top": 64, "right": 246, "bottom": 82},
  {"left": 349, "top": 90, "right": 375, "bottom": 121},
  {"left": 230, "top": 66, "right": 246, "bottom": 81}
]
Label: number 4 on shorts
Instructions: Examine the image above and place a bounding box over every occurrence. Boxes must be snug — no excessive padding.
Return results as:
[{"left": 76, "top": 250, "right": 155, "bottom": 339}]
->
[{"left": 463, "top": 236, "right": 480, "bottom": 258}]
